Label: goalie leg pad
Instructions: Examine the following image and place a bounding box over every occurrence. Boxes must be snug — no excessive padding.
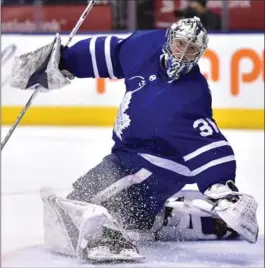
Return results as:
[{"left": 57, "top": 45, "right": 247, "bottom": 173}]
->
[
  {"left": 40, "top": 187, "right": 144, "bottom": 262},
  {"left": 151, "top": 190, "right": 239, "bottom": 242}
]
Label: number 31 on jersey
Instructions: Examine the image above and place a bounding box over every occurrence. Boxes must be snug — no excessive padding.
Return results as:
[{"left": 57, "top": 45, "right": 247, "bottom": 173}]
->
[{"left": 193, "top": 118, "right": 220, "bottom": 137}]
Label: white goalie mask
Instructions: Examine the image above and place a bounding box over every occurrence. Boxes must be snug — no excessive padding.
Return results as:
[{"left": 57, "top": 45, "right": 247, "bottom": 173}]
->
[{"left": 162, "top": 16, "right": 209, "bottom": 81}]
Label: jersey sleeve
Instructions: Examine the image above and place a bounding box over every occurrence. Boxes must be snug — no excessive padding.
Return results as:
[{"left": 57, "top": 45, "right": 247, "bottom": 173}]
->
[{"left": 60, "top": 36, "right": 125, "bottom": 79}]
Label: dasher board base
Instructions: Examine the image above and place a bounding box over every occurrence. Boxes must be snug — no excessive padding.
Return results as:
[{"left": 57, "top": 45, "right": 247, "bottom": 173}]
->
[{"left": 1, "top": 106, "right": 264, "bottom": 129}]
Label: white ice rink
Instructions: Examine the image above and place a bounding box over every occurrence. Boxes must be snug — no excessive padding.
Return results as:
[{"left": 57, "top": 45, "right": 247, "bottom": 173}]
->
[{"left": 2, "top": 127, "right": 264, "bottom": 267}]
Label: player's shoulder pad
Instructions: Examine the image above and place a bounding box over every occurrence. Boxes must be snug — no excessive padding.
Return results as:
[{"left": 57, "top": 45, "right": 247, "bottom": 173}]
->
[
  {"left": 182, "top": 65, "right": 210, "bottom": 91},
  {"left": 119, "top": 30, "right": 166, "bottom": 76},
  {"left": 176, "top": 65, "right": 212, "bottom": 104},
  {"left": 195, "top": 65, "right": 211, "bottom": 93}
]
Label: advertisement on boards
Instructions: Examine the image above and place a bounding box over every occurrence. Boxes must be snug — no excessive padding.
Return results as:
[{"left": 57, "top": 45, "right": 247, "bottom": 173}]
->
[{"left": 2, "top": 5, "right": 112, "bottom": 32}]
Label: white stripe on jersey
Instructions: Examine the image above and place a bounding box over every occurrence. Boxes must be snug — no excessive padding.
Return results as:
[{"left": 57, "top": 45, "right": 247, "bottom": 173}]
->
[
  {"left": 140, "top": 153, "right": 192, "bottom": 176},
  {"left": 183, "top": 140, "right": 231, "bottom": 161},
  {"left": 104, "top": 36, "right": 116, "bottom": 79},
  {"left": 191, "top": 155, "right": 235, "bottom": 176},
  {"left": 139, "top": 153, "right": 235, "bottom": 177},
  {"left": 89, "top": 36, "right": 99, "bottom": 78}
]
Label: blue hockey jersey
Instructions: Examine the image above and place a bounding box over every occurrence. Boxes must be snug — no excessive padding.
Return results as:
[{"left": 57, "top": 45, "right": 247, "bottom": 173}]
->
[{"left": 60, "top": 30, "right": 236, "bottom": 192}]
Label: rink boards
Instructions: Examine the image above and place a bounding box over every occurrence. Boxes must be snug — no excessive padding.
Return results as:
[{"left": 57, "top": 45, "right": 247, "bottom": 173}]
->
[{"left": 2, "top": 33, "right": 264, "bottom": 129}]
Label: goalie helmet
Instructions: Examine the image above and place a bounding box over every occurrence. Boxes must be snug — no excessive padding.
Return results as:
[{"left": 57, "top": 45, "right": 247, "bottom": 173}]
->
[{"left": 162, "top": 16, "right": 209, "bottom": 81}]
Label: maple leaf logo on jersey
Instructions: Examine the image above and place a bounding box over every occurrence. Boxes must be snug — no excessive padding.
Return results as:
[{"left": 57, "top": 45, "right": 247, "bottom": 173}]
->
[
  {"left": 114, "top": 91, "right": 132, "bottom": 140},
  {"left": 114, "top": 76, "right": 146, "bottom": 140}
]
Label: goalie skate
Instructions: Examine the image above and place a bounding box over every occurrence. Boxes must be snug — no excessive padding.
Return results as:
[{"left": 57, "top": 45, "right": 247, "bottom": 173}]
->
[{"left": 84, "top": 227, "right": 144, "bottom": 263}]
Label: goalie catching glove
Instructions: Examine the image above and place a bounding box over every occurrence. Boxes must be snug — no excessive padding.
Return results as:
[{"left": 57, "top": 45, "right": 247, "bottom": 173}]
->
[{"left": 10, "top": 33, "right": 74, "bottom": 91}]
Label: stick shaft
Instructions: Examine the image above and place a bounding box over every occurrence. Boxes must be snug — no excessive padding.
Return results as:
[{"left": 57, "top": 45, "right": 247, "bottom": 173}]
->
[
  {"left": 1, "top": 89, "right": 40, "bottom": 151},
  {"left": 65, "top": 0, "right": 95, "bottom": 47}
]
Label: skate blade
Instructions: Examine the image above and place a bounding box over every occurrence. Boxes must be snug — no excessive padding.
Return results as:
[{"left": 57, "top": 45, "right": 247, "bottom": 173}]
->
[{"left": 86, "top": 251, "right": 145, "bottom": 263}]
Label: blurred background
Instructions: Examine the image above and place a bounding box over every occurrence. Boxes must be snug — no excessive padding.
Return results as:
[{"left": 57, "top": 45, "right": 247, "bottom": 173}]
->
[{"left": 1, "top": 0, "right": 264, "bottom": 32}]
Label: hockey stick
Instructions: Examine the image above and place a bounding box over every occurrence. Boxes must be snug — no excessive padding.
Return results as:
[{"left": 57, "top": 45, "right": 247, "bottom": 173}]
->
[{"left": 1, "top": 0, "right": 95, "bottom": 151}]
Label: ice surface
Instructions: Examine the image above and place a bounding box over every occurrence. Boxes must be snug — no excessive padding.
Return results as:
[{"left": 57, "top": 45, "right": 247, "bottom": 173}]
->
[
  {"left": 2, "top": 127, "right": 264, "bottom": 267},
  {"left": 2, "top": 239, "right": 264, "bottom": 267}
]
